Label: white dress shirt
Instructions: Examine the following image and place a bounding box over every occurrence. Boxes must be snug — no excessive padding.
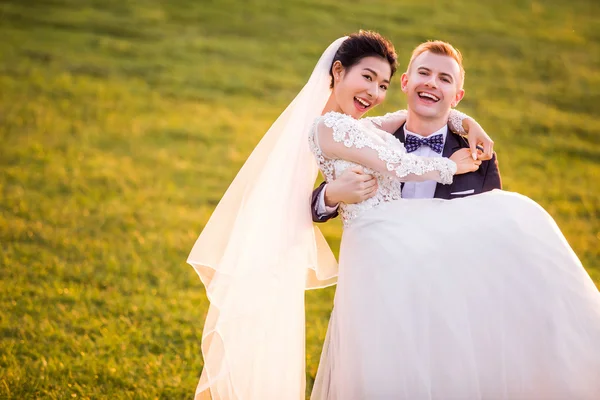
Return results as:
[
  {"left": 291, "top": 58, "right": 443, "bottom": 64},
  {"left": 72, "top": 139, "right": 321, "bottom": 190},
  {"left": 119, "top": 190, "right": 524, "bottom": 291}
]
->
[
  {"left": 316, "top": 124, "right": 449, "bottom": 216},
  {"left": 401, "top": 125, "right": 448, "bottom": 199}
]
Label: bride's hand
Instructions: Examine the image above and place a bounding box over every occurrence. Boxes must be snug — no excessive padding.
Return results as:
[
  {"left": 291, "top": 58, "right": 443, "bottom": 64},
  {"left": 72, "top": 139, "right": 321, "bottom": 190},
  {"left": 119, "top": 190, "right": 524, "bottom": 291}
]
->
[
  {"left": 462, "top": 118, "right": 494, "bottom": 161},
  {"left": 450, "top": 148, "right": 482, "bottom": 175},
  {"left": 324, "top": 167, "right": 378, "bottom": 205}
]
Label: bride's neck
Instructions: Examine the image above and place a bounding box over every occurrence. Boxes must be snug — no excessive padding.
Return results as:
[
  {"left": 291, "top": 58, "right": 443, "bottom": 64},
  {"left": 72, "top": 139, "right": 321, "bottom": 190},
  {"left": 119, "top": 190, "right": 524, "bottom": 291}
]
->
[
  {"left": 405, "top": 109, "right": 450, "bottom": 137},
  {"left": 322, "top": 94, "right": 343, "bottom": 116}
]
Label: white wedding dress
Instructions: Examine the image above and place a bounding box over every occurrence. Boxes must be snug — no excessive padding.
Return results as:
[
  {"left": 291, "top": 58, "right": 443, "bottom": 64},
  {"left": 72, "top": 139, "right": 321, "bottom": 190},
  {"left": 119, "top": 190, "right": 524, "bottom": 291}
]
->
[{"left": 309, "top": 111, "right": 600, "bottom": 400}]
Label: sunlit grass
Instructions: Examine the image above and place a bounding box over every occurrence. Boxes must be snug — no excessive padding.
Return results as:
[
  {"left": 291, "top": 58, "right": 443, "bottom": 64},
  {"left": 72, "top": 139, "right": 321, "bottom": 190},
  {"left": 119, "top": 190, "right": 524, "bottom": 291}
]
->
[{"left": 1, "top": 0, "right": 598, "bottom": 398}]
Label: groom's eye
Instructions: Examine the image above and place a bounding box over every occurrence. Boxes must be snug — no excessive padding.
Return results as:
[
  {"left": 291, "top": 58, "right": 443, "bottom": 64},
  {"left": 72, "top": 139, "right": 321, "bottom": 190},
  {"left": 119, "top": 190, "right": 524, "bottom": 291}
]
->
[
  {"left": 380, "top": 85, "right": 388, "bottom": 91},
  {"left": 363, "top": 75, "right": 372, "bottom": 81}
]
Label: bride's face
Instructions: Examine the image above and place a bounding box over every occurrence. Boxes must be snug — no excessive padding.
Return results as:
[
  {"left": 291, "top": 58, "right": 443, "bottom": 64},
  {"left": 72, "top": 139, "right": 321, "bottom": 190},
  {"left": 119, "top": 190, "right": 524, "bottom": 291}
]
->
[{"left": 332, "top": 56, "right": 391, "bottom": 119}]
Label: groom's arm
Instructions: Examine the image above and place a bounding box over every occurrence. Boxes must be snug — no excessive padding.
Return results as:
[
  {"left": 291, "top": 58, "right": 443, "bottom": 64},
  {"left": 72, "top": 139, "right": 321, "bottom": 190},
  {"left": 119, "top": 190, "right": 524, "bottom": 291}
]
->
[
  {"left": 482, "top": 152, "right": 502, "bottom": 191},
  {"left": 311, "top": 183, "right": 339, "bottom": 223}
]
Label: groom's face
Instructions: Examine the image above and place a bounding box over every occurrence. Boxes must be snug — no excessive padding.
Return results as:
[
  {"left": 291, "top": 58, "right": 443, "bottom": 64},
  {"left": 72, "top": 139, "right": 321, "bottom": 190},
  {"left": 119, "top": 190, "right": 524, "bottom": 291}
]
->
[{"left": 401, "top": 51, "right": 465, "bottom": 119}]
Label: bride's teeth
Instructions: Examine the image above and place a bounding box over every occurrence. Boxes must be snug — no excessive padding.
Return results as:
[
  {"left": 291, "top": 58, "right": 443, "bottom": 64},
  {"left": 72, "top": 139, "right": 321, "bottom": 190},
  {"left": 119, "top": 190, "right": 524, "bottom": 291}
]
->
[{"left": 355, "top": 97, "right": 370, "bottom": 107}]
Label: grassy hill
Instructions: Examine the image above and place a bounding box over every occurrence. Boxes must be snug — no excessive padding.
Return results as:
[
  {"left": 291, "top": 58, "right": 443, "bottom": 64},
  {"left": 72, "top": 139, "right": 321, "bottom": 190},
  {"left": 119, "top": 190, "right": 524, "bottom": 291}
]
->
[{"left": 1, "top": 0, "right": 599, "bottom": 398}]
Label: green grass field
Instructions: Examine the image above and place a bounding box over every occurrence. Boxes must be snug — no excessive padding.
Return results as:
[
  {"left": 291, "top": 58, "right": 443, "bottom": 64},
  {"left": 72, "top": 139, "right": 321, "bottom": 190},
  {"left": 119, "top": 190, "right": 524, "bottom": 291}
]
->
[{"left": 1, "top": 0, "right": 599, "bottom": 398}]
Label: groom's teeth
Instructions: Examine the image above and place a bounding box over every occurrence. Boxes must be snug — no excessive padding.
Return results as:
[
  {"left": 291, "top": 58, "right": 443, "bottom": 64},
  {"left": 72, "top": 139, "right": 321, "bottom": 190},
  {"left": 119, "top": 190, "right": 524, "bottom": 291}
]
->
[{"left": 419, "top": 92, "right": 439, "bottom": 101}]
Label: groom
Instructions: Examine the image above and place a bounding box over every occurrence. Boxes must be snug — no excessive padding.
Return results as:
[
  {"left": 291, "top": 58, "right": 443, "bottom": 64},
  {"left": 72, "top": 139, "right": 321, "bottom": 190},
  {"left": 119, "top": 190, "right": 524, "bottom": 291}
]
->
[{"left": 312, "top": 41, "right": 502, "bottom": 222}]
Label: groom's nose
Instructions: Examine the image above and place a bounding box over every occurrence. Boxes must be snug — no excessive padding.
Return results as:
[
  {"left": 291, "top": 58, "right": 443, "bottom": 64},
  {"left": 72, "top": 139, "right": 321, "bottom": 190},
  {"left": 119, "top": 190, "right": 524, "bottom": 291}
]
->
[{"left": 424, "top": 74, "right": 437, "bottom": 88}]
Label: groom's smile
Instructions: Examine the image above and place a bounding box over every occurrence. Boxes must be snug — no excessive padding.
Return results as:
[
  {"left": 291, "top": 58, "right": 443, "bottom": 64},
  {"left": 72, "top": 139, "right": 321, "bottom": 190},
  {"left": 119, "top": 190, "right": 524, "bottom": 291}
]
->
[{"left": 417, "top": 91, "right": 440, "bottom": 103}]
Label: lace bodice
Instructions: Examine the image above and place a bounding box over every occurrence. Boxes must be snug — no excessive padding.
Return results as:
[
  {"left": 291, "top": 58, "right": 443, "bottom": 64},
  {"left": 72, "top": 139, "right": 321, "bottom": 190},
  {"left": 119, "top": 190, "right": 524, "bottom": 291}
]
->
[{"left": 309, "top": 111, "right": 458, "bottom": 226}]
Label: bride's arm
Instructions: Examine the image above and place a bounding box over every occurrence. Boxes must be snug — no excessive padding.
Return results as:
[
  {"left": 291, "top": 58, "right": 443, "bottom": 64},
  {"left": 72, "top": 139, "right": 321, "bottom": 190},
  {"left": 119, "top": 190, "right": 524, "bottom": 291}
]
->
[
  {"left": 364, "top": 109, "right": 469, "bottom": 135},
  {"left": 315, "top": 116, "right": 457, "bottom": 184},
  {"left": 365, "top": 109, "right": 494, "bottom": 160},
  {"left": 364, "top": 110, "right": 408, "bottom": 133}
]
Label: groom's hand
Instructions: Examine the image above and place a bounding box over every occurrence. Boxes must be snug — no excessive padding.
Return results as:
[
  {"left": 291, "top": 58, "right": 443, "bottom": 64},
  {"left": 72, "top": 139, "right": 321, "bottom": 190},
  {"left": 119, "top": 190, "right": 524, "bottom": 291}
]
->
[{"left": 324, "top": 167, "right": 378, "bottom": 206}]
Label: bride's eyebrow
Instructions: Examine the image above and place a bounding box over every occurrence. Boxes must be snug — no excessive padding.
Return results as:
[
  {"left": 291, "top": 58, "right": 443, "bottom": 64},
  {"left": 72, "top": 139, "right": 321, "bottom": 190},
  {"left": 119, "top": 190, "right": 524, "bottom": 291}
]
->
[{"left": 363, "top": 68, "right": 390, "bottom": 84}]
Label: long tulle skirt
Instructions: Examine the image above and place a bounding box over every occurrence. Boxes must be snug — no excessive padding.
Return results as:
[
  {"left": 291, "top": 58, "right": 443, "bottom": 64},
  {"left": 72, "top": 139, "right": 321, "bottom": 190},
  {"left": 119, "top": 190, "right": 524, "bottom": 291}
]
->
[{"left": 311, "top": 190, "right": 600, "bottom": 400}]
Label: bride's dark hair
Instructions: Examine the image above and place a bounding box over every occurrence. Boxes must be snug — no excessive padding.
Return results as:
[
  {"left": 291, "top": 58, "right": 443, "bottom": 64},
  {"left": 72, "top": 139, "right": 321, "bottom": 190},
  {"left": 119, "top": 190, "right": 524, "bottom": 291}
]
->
[{"left": 330, "top": 30, "right": 398, "bottom": 88}]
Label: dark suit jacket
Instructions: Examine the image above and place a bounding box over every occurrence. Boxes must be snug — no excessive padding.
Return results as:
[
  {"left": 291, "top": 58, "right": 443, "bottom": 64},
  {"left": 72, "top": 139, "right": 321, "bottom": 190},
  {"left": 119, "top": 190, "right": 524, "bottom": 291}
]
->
[{"left": 311, "top": 122, "right": 502, "bottom": 223}]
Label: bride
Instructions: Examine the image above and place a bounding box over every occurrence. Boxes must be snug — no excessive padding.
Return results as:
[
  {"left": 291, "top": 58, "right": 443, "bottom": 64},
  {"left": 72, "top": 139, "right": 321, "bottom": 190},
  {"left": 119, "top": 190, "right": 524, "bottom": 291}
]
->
[{"left": 187, "top": 32, "right": 600, "bottom": 399}]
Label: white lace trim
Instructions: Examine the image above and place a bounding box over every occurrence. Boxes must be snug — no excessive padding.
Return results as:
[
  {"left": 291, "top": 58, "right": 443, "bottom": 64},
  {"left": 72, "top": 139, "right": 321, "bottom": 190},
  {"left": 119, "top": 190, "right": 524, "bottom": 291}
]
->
[
  {"left": 367, "top": 109, "right": 407, "bottom": 129},
  {"left": 368, "top": 108, "right": 468, "bottom": 136},
  {"left": 323, "top": 112, "right": 456, "bottom": 184},
  {"left": 309, "top": 112, "right": 457, "bottom": 227},
  {"left": 309, "top": 124, "right": 402, "bottom": 227},
  {"left": 448, "top": 109, "right": 468, "bottom": 136}
]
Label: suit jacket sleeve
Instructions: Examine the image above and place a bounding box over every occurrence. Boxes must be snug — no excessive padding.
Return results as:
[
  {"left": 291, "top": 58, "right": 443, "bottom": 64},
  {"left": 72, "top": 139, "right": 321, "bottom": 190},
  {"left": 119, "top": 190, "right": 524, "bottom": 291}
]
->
[
  {"left": 482, "top": 152, "right": 502, "bottom": 192},
  {"left": 311, "top": 182, "right": 339, "bottom": 223}
]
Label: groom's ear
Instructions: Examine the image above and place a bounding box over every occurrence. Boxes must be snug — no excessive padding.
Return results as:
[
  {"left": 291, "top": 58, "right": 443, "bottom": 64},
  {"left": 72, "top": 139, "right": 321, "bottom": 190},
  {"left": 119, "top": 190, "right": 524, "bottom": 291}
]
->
[
  {"left": 451, "top": 89, "right": 465, "bottom": 108},
  {"left": 400, "top": 73, "right": 409, "bottom": 93}
]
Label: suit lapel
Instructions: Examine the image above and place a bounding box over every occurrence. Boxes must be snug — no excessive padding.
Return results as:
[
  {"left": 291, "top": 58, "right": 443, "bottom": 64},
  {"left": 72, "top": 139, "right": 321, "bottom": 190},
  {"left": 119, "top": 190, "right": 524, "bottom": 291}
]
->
[
  {"left": 442, "top": 125, "right": 462, "bottom": 158},
  {"left": 393, "top": 124, "right": 406, "bottom": 190},
  {"left": 433, "top": 124, "right": 464, "bottom": 199},
  {"left": 393, "top": 123, "right": 406, "bottom": 143}
]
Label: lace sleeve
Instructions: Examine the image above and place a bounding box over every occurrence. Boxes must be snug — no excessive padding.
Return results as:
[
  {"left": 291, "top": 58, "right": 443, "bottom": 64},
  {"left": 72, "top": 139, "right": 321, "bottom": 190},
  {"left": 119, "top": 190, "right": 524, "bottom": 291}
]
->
[
  {"left": 364, "top": 109, "right": 407, "bottom": 133},
  {"left": 365, "top": 108, "right": 470, "bottom": 136},
  {"left": 448, "top": 109, "right": 468, "bottom": 135},
  {"left": 315, "top": 113, "right": 456, "bottom": 184}
]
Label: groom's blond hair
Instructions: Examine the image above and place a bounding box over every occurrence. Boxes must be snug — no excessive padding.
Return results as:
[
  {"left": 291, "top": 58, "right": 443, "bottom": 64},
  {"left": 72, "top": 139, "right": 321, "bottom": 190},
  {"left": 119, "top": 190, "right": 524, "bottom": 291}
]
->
[{"left": 407, "top": 41, "right": 465, "bottom": 88}]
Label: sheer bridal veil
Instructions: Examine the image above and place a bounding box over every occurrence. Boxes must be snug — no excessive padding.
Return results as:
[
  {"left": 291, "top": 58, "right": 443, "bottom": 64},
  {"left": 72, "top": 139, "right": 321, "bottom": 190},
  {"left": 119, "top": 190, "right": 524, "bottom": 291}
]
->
[{"left": 187, "top": 37, "right": 347, "bottom": 399}]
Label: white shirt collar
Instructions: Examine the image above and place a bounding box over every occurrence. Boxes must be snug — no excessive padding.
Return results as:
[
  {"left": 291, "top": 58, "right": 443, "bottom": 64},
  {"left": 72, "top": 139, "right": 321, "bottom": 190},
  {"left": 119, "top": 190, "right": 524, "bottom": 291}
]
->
[{"left": 404, "top": 124, "right": 448, "bottom": 141}]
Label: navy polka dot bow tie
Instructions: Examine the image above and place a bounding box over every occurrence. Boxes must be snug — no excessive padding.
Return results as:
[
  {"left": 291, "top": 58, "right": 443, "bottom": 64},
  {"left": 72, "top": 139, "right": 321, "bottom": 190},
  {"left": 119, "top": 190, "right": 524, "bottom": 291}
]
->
[{"left": 405, "top": 133, "right": 444, "bottom": 154}]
